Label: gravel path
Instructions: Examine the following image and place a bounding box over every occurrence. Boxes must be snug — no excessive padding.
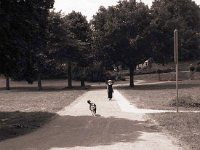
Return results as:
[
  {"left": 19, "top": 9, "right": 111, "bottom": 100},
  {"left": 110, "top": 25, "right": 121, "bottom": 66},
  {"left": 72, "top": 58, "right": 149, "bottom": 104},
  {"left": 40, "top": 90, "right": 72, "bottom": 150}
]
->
[{"left": 0, "top": 89, "right": 183, "bottom": 150}]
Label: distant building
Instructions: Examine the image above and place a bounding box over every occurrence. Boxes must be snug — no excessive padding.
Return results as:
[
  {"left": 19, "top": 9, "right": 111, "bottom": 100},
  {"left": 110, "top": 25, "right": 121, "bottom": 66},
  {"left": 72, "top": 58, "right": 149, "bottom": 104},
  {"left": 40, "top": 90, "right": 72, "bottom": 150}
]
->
[{"left": 136, "top": 58, "right": 153, "bottom": 70}]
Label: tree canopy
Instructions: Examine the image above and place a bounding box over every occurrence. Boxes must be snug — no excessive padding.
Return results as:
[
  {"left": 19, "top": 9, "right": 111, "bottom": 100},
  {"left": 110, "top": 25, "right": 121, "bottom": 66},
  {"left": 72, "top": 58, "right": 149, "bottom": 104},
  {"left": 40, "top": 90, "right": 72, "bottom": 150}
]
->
[
  {"left": 0, "top": 0, "right": 54, "bottom": 89},
  {"left": 1, "top": 0, "right": 200, "bottom": 89},
  {"left": 149, "top": 0, "right": 200, "bottom": 64},
  {"left": 91, "top": 1, "right": 151, "bottom": 86},
  {"left": 48, "top": 11, "right": 92, "bottom": 87}
]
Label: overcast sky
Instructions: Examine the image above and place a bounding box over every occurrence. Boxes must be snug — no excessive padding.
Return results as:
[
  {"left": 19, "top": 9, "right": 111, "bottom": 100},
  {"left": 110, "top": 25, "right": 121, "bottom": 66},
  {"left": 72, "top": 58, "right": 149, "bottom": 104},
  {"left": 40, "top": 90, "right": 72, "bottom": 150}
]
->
[{"left": 54, "top": 0, "right": 200, "bottom": 21}]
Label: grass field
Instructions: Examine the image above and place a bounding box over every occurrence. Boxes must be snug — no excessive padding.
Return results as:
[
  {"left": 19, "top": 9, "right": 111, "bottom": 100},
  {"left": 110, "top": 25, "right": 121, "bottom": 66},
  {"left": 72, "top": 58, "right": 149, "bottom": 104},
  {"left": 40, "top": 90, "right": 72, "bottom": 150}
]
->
[
  {"left": 120, "top": 79, "right": 200, "bottom": 150},
  {"left": 119, "top": 80, "right": 200, "bottom": 110},
  {"left": 151, "top": 113, "right": 200, "bottom": 150},
  {"left": 0, "top": 78, "right": 86, "bottom": 141},
  {"left": 0, "top": 70, "right": 200, "bottom": 149}
]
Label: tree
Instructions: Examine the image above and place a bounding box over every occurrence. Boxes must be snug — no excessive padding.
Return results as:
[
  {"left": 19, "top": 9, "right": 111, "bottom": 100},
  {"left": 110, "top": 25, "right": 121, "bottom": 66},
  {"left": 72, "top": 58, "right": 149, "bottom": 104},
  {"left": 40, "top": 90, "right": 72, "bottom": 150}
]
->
[
  {"left": 64, "top": 11, "right": 92, "bottom": 87},
  {"left": 91, "top": 1, "right": 151, "bottom": 87},
  {"left": 48, "top": 11, "right": 80, "bottom": 88},
  {"left": 91, "top": 6, "right": 115, "bottom": 68},
  {"left": 0, "top": 0, "right": 54, "bottom": 90},
  {"left": 150, "top": 0, "right": 200, "bottom": 64},
  {"left": 0, "top": 0, "right": 29, "bottom": 90},
  {"left": 23, "top": 0, "right": 54, "bottom": 90}
]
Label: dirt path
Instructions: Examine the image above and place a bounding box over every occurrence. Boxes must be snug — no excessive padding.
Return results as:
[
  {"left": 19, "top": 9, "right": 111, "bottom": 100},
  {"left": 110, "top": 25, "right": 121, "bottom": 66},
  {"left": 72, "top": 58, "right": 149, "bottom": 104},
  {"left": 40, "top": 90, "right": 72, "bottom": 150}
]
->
[{"left": 0, "top": 89, "right": 182, "bottom": 150}]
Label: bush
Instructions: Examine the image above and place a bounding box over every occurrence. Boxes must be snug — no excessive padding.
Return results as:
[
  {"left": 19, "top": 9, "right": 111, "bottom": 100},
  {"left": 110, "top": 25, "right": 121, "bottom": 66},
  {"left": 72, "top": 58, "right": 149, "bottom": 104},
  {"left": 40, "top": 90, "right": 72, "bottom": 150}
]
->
[
  {"left": 135, "top": 68, "right": 173, "bottom": 75},
  {"left": 85, "top": 67, "right": 107, "bottom": 82},
  {"left": 196, "top": 65, "right": 200, "bottom": 72},
  {"left": 72, "top": 64, "right": 107, "bottom": 82},
  {"left": 189, "top": 65, "right": 195, "bottom": 72},
  {"left": 135, "top": 69, "right": 157, "bottom": 75},
  {"left": 117, "top": 75, "right": 126, "bottom": 81}
]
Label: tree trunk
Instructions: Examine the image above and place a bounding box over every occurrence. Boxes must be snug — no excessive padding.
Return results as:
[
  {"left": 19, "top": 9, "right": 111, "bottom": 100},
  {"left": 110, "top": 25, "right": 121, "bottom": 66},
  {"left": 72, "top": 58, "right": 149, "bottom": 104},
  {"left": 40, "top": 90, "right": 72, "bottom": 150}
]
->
[
  {"left": 81, "top": 79, "right": 85, "bottom": 87},
  {"left": 129, "top": 66, "right": 134, "bottom": 87},
  {"left": 38, "top": 73, "right": 42, "bottom": 91},
  {"left": 158, "top": 73, "right": 161, "bottom": 81},
  {"left": 6, "top": 75, "right": 10, "bottom": 90},
  {"left": 68, "top": 61, "right": 72, "bottom": 88},
  {"left": 80, "top": 67, "right": 85, "bottom": 87}
]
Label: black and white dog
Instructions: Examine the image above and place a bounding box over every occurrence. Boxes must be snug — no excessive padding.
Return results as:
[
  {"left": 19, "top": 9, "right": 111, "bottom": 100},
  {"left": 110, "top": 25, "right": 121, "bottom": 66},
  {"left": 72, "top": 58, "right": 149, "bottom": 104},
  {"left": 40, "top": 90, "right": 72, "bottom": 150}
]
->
[{"left": 87, "top": 100, "right": 96, "bottom": 116}]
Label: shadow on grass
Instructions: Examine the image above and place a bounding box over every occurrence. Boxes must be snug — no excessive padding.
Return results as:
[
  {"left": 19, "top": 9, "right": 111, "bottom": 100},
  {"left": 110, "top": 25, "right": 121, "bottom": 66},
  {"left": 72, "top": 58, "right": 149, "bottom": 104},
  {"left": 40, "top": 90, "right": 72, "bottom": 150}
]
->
[
  {"left": 0, "top": 86, "right": 89, "bottom": 92},
  {"left": 0, "top": 85, "right": 108, "bottom": 92},
  {"left": 1, "top": 82, "right": 199, "bottom": 92},
  {"left": 0, "top": 111, "right": 55, "bottom": 141},
  {"left": 0, "top": 115, "right": 159, "bottom": 150}
]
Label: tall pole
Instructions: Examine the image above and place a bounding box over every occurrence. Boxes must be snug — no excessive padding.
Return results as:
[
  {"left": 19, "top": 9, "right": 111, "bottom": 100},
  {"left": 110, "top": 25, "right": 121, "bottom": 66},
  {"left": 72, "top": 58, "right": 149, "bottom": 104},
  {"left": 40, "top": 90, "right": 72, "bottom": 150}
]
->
[{"left": 174, "top": 29, "right": 179, "bottom": 112}]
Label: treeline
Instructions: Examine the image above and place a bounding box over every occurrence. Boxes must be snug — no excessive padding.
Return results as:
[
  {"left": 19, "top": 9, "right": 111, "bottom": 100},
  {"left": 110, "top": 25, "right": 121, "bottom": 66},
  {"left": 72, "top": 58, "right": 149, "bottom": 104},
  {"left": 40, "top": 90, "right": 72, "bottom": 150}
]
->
[{"left": 0, "top": 0, "right": 200, "bottom": 89}]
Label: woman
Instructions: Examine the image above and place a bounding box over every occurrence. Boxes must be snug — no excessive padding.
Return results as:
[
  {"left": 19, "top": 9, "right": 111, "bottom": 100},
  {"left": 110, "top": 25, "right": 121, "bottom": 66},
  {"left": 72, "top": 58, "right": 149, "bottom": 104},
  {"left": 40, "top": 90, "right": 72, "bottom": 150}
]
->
[{"left": 107, "top": 80, "right": 113, "bottom": 100}]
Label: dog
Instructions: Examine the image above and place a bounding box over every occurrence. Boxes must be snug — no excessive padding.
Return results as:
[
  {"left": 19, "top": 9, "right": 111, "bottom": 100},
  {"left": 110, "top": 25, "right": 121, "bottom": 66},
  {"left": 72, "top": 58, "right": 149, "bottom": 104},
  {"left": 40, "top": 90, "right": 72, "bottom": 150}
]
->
[{"left": 87, "top": 100, "right": 96, "bottom": 116}]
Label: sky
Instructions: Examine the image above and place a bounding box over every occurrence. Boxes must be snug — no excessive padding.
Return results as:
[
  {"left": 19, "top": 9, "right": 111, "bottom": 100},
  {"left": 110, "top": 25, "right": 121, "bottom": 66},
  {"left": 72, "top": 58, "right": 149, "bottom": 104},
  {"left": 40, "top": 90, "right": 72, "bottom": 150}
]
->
[{"left": 54, "top": 0, "right": 200, "bottom": 21}]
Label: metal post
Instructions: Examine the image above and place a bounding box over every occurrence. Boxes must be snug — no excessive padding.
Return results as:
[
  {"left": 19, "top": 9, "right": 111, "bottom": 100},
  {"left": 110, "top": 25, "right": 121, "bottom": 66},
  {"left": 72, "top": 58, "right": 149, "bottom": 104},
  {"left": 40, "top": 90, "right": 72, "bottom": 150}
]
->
[{"left": 174, "top": 29, "right": 179, "bottom": 112}]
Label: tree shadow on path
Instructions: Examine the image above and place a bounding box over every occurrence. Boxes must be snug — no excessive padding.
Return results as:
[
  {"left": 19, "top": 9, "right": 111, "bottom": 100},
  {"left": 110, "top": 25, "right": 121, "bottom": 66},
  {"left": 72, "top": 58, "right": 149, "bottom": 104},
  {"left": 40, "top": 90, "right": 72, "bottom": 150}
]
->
[{"left": 0, "top": 114, "right": 159, "bottom": 150}]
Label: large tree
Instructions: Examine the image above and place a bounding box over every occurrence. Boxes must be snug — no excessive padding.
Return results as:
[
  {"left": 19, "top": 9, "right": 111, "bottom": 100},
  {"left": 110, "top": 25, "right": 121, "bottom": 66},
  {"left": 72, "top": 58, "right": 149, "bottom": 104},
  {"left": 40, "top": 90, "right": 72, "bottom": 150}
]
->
[
  {"left": 0, "top": 0, "right": 54, "bottom": 90},
  {"left": 150, "top": 0, "right": 200, "bottom": 64},
  {"left": 48, "top": 11, "right": 81, "bottom": 88},
  {"left": 0, "top": 0, "right": 26, "bottom": 90},
  {"left": 64, "top": 11, "right": 92, "bottom": 87},
  {"left": 91, "top": 1, "right": 151, "bottom": 87},
  {"left": 22, "top": 0, "right": 54, "bottom": 90}
]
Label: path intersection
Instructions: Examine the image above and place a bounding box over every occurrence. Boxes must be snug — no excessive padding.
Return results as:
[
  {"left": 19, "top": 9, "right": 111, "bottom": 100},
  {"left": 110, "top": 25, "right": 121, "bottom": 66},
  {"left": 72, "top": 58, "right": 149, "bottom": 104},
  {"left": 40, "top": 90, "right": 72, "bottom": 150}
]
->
[{"left": 0, "top": 89, "right": 183, "bottom": 150}]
